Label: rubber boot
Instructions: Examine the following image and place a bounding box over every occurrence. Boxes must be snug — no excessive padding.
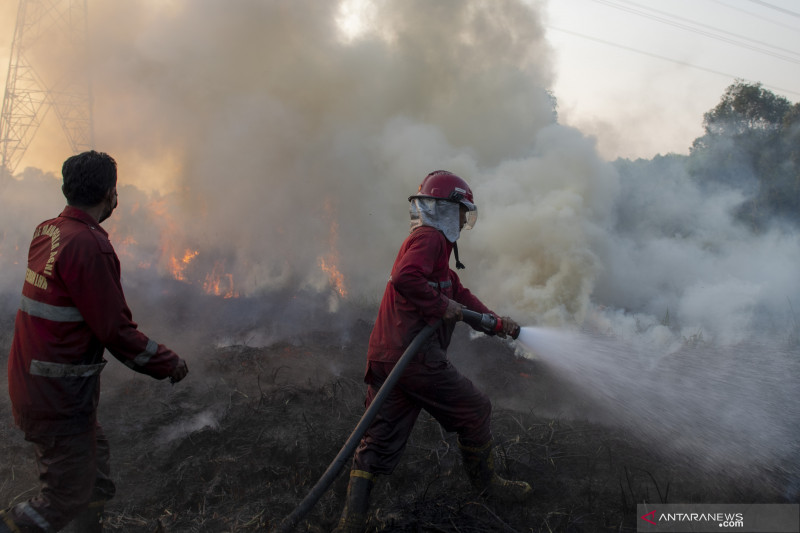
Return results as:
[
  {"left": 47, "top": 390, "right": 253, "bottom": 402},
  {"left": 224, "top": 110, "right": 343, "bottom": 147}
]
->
[
  {"left": 68, "top": 500, "right": 105, "bottom": 533},
  {"left": 0, "top": 510, "right": 13, "bottom": 533},
  {"left": 458, "top": 439, "right": 532, "bottom": 502},
  {"left": 0, "top": 509, "right": 37, "bottom": 533},
  {"left": 332, "top": 470, "right": 374, "bottom": 533}
]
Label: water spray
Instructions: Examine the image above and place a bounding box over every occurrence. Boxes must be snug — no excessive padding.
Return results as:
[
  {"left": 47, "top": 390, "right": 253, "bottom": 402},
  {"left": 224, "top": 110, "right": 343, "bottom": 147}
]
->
[{"left": 507, "top": 324, "right": 800, "bottom": 497}]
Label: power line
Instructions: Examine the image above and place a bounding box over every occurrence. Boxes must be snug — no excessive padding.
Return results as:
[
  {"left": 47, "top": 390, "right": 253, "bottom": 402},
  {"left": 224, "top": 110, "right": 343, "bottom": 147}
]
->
[
  {"left": 590, "top": 0, "right": 800, "bottom": 65},
  {"left": 609, "top": 0, "right": 800, "bottom": 57},
  {"left": 708, "top": 0, "right": 800, "bottom": 34},
  {"left": 746, "top": 0, "right": 800, "bottom": 19},
  {"left": 547, "top": 25, "right": 800, "bottom": 98}
]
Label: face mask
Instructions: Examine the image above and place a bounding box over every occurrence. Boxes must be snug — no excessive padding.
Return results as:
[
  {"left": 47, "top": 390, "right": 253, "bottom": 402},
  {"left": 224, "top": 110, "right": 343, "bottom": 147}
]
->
[{"left": 409, "top": 198, "right": 462, "bottom": 242}]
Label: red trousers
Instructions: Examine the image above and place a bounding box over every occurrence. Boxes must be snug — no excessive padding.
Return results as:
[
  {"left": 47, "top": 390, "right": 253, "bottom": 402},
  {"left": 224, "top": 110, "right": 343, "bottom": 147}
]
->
[
  {"left": 353, "top": 349, "right": 492, "bottom": 475},
  {"left": 7, "top": 423, "right": 115, "bottom": 532}
]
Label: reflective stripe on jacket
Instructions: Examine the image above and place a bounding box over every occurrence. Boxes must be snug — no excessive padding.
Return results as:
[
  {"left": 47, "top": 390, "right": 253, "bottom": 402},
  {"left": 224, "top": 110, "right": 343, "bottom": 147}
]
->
[
  {"left": 367, "top": 225, "right": 494, "bottom": 364},
  {"left": 7, "top": 206, "right": 181, "bottom": 436}
]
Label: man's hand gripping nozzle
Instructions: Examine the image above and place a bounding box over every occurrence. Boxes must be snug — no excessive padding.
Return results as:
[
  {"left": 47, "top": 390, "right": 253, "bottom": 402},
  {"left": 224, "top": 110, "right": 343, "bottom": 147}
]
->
[{"left": 460, "top": 309, "right": 520, "bottom": 339}]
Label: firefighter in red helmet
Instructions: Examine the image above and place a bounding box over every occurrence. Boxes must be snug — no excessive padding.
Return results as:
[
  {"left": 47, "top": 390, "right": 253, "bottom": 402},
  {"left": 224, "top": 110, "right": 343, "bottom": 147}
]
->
[
  {"left": 333, "top": 170, "right": 531, "bottom": 533},
  {"left": 2, "top": 151, "right": 188, "bottom": 533}
]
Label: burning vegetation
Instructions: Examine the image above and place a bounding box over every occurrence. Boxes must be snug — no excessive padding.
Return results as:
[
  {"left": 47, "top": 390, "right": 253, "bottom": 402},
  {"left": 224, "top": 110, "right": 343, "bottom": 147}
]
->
[
  {"left": 1, "top": 0, "right": 798, "bottom": 530},
  {"left": 0, "top": 296, "right": 792, "bottom": 533}
]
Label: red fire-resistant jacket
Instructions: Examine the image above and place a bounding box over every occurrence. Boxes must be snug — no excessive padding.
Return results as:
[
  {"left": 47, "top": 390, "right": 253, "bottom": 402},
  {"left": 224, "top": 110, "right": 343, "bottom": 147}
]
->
[
  {"left": 367, "top": 225, "right": 495, "bottom": 363},
  {"left": 8, "top": 206, "right": 181, "bottom": 436}
]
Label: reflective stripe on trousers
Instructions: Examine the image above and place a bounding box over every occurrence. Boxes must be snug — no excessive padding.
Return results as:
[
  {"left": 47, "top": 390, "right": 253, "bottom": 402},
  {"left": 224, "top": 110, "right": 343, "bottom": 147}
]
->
[{"left": 8, "top": 424, "right": 115, "bottom": 532}]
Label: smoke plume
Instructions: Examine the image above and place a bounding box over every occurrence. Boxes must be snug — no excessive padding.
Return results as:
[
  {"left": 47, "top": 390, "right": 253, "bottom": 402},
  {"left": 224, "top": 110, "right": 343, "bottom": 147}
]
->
[{"left": 1, "top": 0, "right": 798, "bottom": 352}]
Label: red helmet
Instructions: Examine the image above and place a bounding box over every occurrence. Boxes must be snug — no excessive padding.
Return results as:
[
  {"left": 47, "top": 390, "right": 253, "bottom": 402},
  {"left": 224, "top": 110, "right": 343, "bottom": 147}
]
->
[{"left": 409, "top": 170, "right": 475, "bottom": 210}]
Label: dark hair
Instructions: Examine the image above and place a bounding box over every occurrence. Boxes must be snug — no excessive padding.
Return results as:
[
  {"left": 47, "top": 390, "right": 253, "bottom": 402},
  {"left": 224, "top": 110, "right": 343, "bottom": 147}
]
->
[{"left": 61, "top": 150, "right": 117, "bottom": 206}]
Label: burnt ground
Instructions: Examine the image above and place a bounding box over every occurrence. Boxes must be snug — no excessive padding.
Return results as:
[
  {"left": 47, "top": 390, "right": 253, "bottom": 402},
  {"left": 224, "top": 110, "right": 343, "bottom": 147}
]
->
[{"left": 0, "top": 290, "right": 795, "bottom": 533}]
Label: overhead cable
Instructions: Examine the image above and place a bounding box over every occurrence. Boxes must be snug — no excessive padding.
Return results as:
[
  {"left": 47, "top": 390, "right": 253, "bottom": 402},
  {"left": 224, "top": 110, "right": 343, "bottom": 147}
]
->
[
  {"left": 746, "top": 0, "right": 800, "bottom": 19},
  {"left": 547, "top": 25, "right": 800, "bottom": 97},
  {"left": 590, "top": 0, "right": 800, "bottom": 65},
  {"left": 709, "top": 0, "right": 800, "bottom": 33}
]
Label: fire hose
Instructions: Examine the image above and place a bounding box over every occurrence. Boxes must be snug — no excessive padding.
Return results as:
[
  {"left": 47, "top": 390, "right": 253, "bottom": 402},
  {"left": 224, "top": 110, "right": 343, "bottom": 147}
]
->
[{"left": 273, "top": 309, "right": 518, "bottom": 532}]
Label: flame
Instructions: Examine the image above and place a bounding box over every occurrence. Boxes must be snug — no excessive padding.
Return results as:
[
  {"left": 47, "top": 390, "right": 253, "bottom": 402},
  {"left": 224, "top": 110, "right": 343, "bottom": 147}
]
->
[
  {"left": 145, "top": 197, "right": 202, "bottom": 283},
  {"left": 148, "top": 197, "right": 187, "bottom": 281},
  {"left": 99, "top": 194, "right": 241, "bottom": 298},
  {"left": 203, "top": 261, "right": 239, "bottom": 299},
  {"left": 169, "top": 249, "right": 199, "bottom": 281},
  {"left": 319, "top": 257, "right": 347, "bottom": 298},
  {"left": 319, "top": 198, "right": 348, "bottom": 298}
]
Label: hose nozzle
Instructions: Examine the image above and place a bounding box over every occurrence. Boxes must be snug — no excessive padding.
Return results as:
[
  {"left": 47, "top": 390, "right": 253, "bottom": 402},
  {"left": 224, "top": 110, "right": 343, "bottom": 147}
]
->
[{"left": 460, "top": 309, "right": 520, "bottom": 339}]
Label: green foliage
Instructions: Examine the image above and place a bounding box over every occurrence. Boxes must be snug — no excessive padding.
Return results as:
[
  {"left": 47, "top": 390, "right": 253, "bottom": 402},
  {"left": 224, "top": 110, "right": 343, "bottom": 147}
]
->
[
  {"left": 688, "top": 81, "right": 799, "bottom": 230},
  {"left": 699, "top": 81, "right": 792, "bottom": 138}
]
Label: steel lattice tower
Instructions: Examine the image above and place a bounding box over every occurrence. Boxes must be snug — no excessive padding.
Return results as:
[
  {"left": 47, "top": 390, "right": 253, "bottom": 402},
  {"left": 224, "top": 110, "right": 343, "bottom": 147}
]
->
[{"left": 1, "top": 0, "right": 93, "bottom": 177}]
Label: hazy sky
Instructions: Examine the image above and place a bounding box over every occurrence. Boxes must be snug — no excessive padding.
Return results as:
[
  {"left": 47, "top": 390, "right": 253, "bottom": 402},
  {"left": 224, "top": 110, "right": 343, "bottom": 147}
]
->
[
  {"left": 544, "top": 0, "right": 800, "bottom": 159},
  {"left": 2, "top": 0, "right": 798, "bottom": 170},
  {"left": 1, "top": 0, "right": 798, "bottom": 347}
]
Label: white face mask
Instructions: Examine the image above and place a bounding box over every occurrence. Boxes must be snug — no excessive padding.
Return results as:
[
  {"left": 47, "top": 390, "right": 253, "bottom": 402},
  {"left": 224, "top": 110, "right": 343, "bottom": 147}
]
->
[{"left": 409, "top": 198, "right": 463, "bottom": 242}]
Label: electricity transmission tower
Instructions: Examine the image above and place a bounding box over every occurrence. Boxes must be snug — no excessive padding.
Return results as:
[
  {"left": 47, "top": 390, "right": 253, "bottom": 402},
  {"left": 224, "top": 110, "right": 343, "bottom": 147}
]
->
[{"left": 1, "top": 0, "right": 93, "bottom": 177}]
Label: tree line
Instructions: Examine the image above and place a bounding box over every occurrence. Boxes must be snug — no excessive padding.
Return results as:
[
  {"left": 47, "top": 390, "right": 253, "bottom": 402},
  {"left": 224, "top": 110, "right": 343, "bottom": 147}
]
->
[{"left": 687, "top": 81, "right": 800, "bottom": 230}]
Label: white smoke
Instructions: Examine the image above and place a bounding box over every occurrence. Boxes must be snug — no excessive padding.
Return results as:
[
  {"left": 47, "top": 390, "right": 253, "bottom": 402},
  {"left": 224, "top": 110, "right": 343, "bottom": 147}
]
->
[
  {"left": 155, "top": 409, "right": 221, "bottom": 445},
  {"left": 1, "top": 0, "right": 798, "bottom": 351},
  {"left": 594, "top": 157, "right": 800, "bottom": 346}
]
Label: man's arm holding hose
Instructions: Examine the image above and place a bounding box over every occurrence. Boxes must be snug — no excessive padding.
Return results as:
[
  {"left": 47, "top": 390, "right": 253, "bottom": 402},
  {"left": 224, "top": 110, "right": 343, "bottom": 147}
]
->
[{"left": 390, "top": 232, "right": 453, "bottom": 324}]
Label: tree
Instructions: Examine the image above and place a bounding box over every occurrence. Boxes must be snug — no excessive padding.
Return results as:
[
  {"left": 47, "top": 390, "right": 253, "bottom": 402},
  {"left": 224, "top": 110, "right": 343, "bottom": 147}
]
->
[
  {"left": 783, "top": 103, "right": 800, "bottom": 200},
  {"left": 689, "top": 82, "right": 798, "bottom": 230},
  {"left": 696, "top": 81, "right": 792, "bottom": 140}
]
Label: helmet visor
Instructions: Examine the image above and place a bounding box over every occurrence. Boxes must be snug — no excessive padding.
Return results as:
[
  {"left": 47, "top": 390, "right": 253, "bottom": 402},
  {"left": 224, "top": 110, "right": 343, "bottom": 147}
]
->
[{"left": 462, "top": 203, "right": 477, "bottom": 230}]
